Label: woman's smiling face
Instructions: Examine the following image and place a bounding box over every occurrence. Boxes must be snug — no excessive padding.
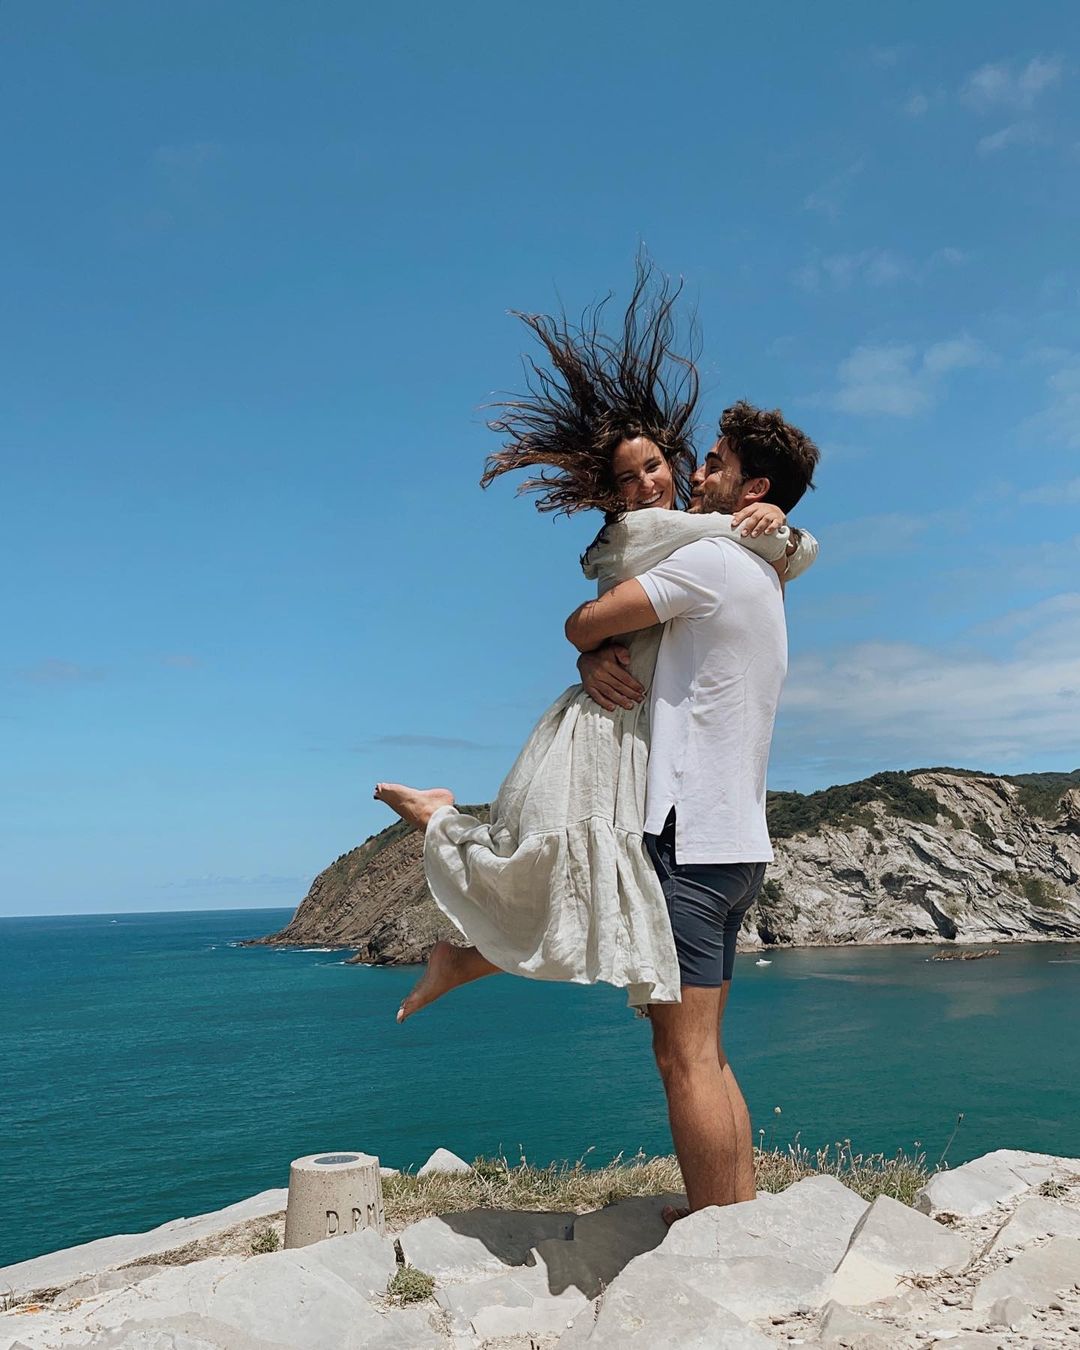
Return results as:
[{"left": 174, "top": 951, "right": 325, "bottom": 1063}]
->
[{"left": 611, "top": 436, "right": 675, "bottom": 512}]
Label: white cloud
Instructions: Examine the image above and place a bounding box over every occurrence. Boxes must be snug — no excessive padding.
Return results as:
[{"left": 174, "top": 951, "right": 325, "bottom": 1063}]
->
[
  {"left": 803, "top": 159, "right": 865, "bottom": 219},
  {"left": 1018, "top": 477, "right": 1080, "bottom": 506},
  {"left": 977, "top": 121, "right": 1043, "bottom": 155},
  {"left": 932, "top": 247, "right": 968, "bottom": 266},
  {"left": 835, "top": 345, "right": 927, "bottom": 415},
  {"left": 18, "top": 659, "right": 104, "bottom": 685},
  {"left": 1024, "top": 352, "right": 1080, "bottom": 449},
  {"left": 960, "top": 55, "right": 1064, "bottom": 111},
  {"left": 823, "top": 512, "right": 933, "bottom": 562},
  {"left": 794, "top": 247, "right": 965, "bottom": 293},
  {"left": 780, "top": 593, "right": 1080, "bottom": 769},
  {"left": 900, "top": 86, "right": 949, "bottom": 118},
  {"left": 832, "top": 337, "right": 988, "bottom": 417},
  {"left": 869, "top": 44, "right": 910, "bottom": 69},
  {"left": 921, "top": 336, "right": 985, "bottom": 376}
]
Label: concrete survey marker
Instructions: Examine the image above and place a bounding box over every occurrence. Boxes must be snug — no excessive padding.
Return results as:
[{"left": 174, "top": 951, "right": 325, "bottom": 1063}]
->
[{"left": 283, "top": 1150, "right": 386, "bottom": 1248}]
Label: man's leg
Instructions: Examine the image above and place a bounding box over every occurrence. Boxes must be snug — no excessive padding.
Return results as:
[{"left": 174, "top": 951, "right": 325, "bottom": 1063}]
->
[
  {"left": 716, "top": 980, "right": 756, "bottom": 1202},
  {"left": 650, "top": 986, "right": 740, "bottom": 1211}
]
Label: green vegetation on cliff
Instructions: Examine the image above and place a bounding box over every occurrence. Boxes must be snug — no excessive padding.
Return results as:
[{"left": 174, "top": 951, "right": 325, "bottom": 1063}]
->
[
  {"left": 765, "top": 771, "right": 941, "bottom": 840},
  {"left": 1008, "top": 769, "right": 1080, "bottom": 819},
  {"left": 766, "top": 766, "right": 1079, "bottom": 840}
]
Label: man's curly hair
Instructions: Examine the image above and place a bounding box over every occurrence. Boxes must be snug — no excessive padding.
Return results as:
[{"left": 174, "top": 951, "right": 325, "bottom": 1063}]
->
[
  {"left": 481, "top": 259, "right": 699, "bottom": 517},
  {"left": 720, "top": 401, "right": 820, "bottom": 514}
]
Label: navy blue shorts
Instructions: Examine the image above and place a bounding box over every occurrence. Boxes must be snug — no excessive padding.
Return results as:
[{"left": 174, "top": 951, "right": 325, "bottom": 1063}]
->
[{"left": 643, "top": 810, "right": 766, "bottom": 986}]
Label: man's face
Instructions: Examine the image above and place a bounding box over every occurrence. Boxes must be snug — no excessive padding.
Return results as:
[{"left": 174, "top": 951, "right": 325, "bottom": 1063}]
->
[{"left": 690, "top": 437, "right": 751, "bottom": 514}]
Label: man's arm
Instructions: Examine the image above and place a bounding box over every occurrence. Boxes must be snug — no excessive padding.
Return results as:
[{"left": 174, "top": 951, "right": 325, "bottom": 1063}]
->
[{"left": 564, "top": 578, "right": 661, "bottom": 653}]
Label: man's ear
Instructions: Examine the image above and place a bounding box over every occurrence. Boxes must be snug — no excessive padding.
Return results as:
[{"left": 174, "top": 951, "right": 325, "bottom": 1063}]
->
[{"left": 743, "top": 477, "right": 771, "bottom": 504}]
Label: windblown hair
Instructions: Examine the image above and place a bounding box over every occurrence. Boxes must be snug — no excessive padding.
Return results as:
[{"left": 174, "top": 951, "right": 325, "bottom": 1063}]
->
[
  {"left": 720, "top": 401, "right": 820, "bottom": 514},
  {"left": 482, "top": 261, "right": 699, "bottom": 517}
]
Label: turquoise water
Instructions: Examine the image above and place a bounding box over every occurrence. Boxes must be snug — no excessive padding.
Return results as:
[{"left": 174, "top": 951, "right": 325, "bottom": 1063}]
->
[{"left": 2, "top": 909, "right": 1079, "bottom": 1268}]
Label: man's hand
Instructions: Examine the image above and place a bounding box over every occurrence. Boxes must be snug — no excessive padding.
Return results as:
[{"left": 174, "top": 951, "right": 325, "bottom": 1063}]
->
[
  {"left": 731, "top": 502, "right": 786, "bottom": 538},
  {"left": 578, "top": 644, "right": 644, "bottom": 712}
]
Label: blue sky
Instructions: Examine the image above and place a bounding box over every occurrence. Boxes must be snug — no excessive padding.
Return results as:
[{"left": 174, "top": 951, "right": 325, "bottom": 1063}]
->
[{"left": 3, "top": 2, "right": 1078, "bottom": 916}]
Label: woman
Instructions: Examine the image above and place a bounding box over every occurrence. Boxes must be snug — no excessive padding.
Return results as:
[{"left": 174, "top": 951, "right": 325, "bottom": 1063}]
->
[{"left": 375, "top": 265, "right": 816, "bottom": 1017}]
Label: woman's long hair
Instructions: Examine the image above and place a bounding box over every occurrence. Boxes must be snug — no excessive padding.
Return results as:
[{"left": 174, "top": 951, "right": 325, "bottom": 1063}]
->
[{"left": 482, "top": 259, "right": 699, "bottom": 517}]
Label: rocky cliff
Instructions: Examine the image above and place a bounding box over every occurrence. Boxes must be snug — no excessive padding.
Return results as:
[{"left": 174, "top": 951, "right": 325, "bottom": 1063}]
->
[{"left": 250, "top": 771, "right": 1080, "bottom": 962}]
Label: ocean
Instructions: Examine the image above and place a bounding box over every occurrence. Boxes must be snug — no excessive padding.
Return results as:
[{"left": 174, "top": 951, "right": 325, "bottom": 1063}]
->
[{"left": 2, "top": 908, "right": 1078, "bottom": 1268}]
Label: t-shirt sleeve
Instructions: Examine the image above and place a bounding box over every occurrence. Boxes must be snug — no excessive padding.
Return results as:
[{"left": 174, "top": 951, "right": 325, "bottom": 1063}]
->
[{"left": 636, "top": 538, "right": 727, "bottom": 623}]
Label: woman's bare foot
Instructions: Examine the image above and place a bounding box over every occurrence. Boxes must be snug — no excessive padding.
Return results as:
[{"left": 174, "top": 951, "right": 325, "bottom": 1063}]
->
[
  {"left": 396, "top": 940, "right": 499, "bottom": 1022},
  {"left": 373, "top": 783, "right": 454, "bottom": 830},
  {"left": 662, "top": 1204, "right": 691, "bottom": 1227}
]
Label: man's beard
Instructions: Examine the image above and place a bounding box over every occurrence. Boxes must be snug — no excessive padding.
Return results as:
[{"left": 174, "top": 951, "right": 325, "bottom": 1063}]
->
[{"left": 695, "top": 482, "right": 740, "bottom": 514}]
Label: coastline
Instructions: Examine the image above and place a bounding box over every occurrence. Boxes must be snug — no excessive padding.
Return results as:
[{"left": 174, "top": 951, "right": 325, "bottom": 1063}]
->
[{"left": 249, "top": 930, "right": 1079, "bottom": 964}]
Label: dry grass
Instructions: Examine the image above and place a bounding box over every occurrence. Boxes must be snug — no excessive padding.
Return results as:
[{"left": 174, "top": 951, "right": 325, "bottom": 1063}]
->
[
  {"left": 386, "top": 1266, "right": 436, "bottom": 1305},
  {"left": 382, "top": 1143, "right": 933, "bottom": 1228},
  {"left": 382, "top": 1150, "right": 682, "bottom": 1229},
  {"left": 753, "top": 1139, "right": 931, "bottom": 1207},
  {"left": 248, "top": 1226, "right": 280, "bottom": 1254}
]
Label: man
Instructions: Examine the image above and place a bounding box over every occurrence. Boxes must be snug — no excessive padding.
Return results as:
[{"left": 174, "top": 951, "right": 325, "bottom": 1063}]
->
[{"left": 569, "top": 400, "right": 819, "bottom": 1220}]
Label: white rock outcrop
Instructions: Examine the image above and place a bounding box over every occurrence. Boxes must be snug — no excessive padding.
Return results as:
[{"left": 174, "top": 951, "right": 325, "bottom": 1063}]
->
[
  {"left": 971, "top": 1235, "right": 1080, "bottom": 1312},
  {"left": 417, "top": 1149, "right": 475, "bottom": 1177},
  {"left": 988, "top": 1194, "right": 1080, "bottom": 1250},
  {"left": 914, "top": 1148, "right": 1080, "bottom": 1217},
  {"left": 828, "top": 1194, "right": 972, "bottom": 1305},
  {"left": 4, "top": 1149, "right": 1080, "bottom": 1349},
  {"left": 0, "top": 1189, "right": 288, "bottom": 1298},
  {"left": 662, "top": 1174, "right": 868, "bottom": 1272}
]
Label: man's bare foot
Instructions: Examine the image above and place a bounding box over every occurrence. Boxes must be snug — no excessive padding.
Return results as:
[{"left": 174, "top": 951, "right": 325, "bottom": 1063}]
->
[
  {"left": 396, "top": 940, "right": 490, "bottom": 1022},
  {"left": 373, "top": 783, "right": 454, "bottom": 830},
  {"left": 662, "top": 1204, "right": 691, "bottom": 1227}
]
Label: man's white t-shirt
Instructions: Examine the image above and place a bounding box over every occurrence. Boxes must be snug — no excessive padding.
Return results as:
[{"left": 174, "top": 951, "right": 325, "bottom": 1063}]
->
[{"left": 636, "top": 536, "right": 787, "bottom": 864}]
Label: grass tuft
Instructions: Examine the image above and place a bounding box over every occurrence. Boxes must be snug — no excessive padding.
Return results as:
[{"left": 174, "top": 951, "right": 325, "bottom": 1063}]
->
[
  {"left": 249, "top": 1226, "right": 280, "bottom": 1254},
  {"left": 381, "top": 1143, "right": 932, "bottom": 1226},
  {"left": 1038, "top": 1177, "right": 1068, "bottom": 1199},
  {"left": 753, "top": 1138, "right": 931, "bottom": 1207},
  {"left": 387, "top": 1266, "right": 436, "bottom": 1304}
]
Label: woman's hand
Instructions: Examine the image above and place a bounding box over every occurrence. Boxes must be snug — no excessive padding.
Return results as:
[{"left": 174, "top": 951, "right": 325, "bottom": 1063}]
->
[{"left": 731, "top": 502, "right": 786, "bottom": 538}]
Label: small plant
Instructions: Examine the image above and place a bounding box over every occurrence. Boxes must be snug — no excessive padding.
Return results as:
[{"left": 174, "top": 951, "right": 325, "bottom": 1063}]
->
[
  {"left": 387, "top": 1266, "right": 435, "bottom": 1304},
  {"left": 971, "top": 818, "right": 993, "bottom": 842},
  {"left": 936, "top": 1112, "right": 965, "bottom": 1170},
  {"left": 1038, "top": 1177, "right": 1068, "bottom": 1199},
  {"left": 249, "top": 1226, "right": 280, "bottom": 1254}
]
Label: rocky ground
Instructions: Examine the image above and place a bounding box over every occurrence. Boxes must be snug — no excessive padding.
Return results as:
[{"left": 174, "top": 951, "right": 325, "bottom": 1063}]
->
[
  {"left": 249, "top": 772, "right": 1080, "bottom": 964},
  {"left": 3, "top": 1149, "right": 1079, "bottom": 1349}
]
